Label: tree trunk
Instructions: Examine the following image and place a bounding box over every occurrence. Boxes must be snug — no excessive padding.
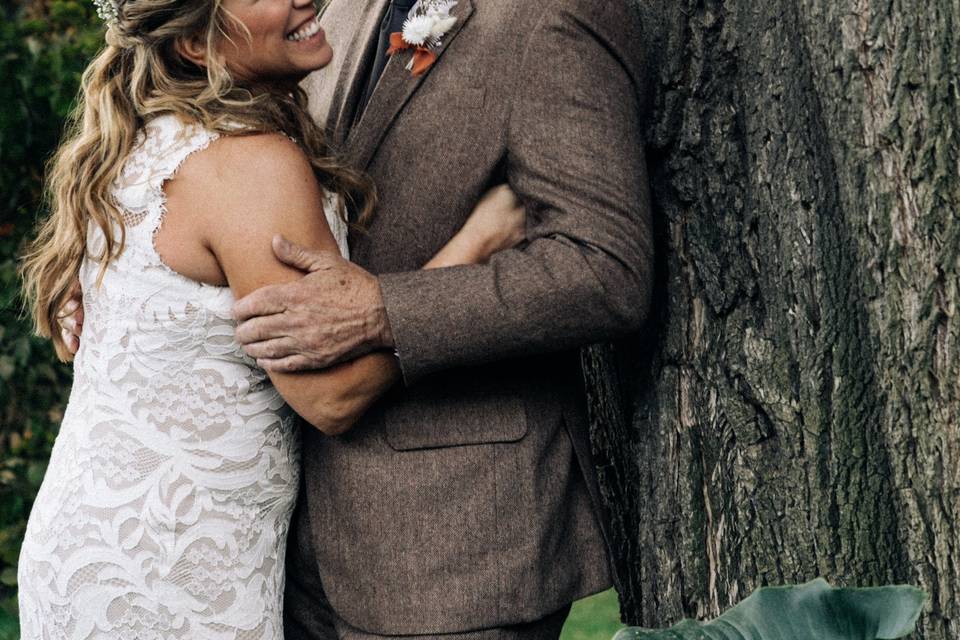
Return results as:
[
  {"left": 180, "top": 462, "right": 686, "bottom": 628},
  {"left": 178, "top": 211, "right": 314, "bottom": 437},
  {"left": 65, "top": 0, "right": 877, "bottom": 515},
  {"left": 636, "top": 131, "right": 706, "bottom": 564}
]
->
[{"left": 585, "top": 1, "right": 960, "bottom": 637}]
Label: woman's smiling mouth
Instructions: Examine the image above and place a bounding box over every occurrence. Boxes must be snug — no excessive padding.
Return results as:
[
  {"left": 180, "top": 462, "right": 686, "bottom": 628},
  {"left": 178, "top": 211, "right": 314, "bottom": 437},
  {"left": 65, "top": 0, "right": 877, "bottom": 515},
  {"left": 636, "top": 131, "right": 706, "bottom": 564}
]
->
[{"left": 286, "top": 15, "right": 322, "bottom": 42}]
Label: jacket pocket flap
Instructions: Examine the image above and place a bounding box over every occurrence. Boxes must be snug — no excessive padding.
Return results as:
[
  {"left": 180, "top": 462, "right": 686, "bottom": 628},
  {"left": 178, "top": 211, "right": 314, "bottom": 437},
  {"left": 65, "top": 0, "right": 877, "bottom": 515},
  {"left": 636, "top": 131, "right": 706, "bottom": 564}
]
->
[{"left": 384, "top": 391, "right": 527, "bottom": 451}]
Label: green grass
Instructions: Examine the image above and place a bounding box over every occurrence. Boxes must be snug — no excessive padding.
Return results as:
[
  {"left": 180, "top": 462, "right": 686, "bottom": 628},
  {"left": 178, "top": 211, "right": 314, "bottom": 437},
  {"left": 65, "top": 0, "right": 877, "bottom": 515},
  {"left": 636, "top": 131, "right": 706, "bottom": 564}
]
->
[{"left": 560, "top": 589, "right": 625, "bottom": 640}]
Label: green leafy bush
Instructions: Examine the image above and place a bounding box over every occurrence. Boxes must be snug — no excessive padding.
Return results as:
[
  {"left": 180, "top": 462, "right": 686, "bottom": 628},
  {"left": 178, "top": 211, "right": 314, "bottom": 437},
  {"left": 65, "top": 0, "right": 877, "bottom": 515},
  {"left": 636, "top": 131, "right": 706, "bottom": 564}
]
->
[{"left": 0, "top": 0, "right": 102, "bottom": 632}]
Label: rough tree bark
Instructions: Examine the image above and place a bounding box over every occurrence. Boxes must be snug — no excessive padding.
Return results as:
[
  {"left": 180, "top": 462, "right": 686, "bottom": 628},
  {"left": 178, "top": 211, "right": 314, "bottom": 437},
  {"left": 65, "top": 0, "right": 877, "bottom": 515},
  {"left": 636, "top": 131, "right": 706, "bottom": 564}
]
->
[{"left": 584, "top": 1, "right": 959, "bottom": 638}]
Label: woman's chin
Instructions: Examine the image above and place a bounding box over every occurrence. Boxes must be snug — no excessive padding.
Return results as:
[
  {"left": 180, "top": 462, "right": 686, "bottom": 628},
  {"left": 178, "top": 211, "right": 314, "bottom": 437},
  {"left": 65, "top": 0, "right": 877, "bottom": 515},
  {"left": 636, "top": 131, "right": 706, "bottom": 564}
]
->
[
  {"left": 290, "top": 44, "right": 334, "bottom": 75},
  {"left": 228, "top": 43, "right": 334, "bottom": 85},
  {"left": 311, "top": 44, "right": 335, "bottom": 70}
]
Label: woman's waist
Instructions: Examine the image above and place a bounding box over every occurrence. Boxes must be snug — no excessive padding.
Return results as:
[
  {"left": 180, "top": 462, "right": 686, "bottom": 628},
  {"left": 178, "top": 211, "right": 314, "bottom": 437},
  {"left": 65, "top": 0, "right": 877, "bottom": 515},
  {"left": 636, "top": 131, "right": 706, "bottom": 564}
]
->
[
  {"left": 54, "top": 397, "right": 300, "bottom": 472},
  {"left": 38, "top": 416, "right": 301, "bottom": 529},
  {"left": 61, "top": 373, "right": 294, "bottom": 440},
  {"left": 72, "top": 329, "right": 262, "bottom": 383}
]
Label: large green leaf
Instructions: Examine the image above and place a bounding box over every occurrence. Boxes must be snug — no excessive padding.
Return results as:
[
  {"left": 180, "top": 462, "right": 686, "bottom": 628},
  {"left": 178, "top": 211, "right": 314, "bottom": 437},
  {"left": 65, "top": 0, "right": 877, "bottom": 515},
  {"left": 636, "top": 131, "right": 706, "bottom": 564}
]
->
[{"left": 613, "top": 579, "right": 925, "bottom": 640}]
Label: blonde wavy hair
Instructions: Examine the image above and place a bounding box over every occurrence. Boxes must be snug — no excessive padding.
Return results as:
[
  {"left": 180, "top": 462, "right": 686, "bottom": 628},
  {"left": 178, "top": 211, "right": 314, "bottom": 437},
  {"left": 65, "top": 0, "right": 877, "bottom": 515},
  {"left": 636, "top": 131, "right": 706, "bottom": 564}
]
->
[{"left": 20, "top": 0, "right": 375, "bottom": 362}]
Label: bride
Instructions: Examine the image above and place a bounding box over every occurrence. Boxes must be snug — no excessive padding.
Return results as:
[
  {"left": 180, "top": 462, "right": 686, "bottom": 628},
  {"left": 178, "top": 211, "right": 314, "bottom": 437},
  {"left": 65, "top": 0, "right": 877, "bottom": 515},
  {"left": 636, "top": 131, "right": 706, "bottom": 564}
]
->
[{"left": 16, "top": 0, "right": 523, "bottom": 637}]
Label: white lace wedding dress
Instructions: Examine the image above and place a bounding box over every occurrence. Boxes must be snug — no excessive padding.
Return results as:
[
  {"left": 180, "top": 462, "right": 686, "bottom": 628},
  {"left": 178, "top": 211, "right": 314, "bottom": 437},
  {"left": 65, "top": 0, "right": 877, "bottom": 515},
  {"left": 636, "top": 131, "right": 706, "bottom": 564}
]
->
[{"left": 17, "top": 114, "right": 348, "bottom": 640}]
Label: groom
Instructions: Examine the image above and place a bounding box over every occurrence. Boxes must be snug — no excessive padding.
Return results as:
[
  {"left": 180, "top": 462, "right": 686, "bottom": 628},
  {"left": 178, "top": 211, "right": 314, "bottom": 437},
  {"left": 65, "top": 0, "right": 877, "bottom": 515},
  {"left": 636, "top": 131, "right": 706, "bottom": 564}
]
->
[{"left": 233, "top": 0, "right": 653, "bottom": 637}]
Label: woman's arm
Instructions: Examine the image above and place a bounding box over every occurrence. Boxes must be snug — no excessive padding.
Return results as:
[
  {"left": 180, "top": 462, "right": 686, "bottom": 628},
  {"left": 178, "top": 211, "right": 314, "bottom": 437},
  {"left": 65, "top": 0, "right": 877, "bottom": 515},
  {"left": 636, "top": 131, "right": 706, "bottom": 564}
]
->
[
  {"left": 424, "top": 184, "right": 525, "bottom": 269},
  {"left": 172, "top": 133, "right": 520, "bottom": 435}
]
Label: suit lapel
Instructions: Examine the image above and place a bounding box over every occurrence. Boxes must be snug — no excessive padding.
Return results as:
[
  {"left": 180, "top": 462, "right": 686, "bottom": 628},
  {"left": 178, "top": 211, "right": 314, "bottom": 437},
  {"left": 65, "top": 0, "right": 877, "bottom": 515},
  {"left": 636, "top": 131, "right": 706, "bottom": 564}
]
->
[
  {"left": 327, "top": 0, "right": 391, "bottom": 146},
  {"left": 346, "top": 0, "right": 476, "bottom": 171}
]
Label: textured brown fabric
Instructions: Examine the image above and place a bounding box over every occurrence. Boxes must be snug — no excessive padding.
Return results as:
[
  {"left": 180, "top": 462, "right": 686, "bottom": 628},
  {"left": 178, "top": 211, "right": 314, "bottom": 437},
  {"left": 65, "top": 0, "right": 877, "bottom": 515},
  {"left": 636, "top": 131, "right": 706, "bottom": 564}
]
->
[
  {"left": 286, "top": 523, "right": 570, "bottom": 640},
  {"left": 293, "top": 0, "right": 652, "bottom": 635},
  {"left": 284, "top": 499, "right": 338, "bottom": 640},
  {"left": 333, "top": 604, "right": 572, "bottom": 640}
]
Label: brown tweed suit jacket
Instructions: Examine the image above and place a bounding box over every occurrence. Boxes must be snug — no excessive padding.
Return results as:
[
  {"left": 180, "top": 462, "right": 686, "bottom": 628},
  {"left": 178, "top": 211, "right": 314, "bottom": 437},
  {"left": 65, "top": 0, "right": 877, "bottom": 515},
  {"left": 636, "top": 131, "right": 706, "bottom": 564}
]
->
[{"left": 295, "top": 0, "right": 652, "bottom": 634}]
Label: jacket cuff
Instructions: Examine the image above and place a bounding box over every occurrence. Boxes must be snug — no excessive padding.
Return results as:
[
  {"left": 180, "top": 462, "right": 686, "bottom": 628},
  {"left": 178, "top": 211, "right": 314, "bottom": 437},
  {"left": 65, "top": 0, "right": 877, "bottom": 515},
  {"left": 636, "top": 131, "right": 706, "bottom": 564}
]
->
[{"left": 377, "top": 270, "right": 443, "bottom": 387}]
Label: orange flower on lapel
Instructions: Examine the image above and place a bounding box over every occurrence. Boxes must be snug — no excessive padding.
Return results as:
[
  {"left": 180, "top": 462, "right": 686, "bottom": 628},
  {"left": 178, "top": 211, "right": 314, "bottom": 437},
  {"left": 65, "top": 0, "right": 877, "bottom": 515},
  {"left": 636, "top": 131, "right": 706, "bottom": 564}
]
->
[
  {"left": 387, "top": 0, "right": 458, "bottom": 77},
  {"left": 387, "top": 33, "right": 439, "bottom": 77}
]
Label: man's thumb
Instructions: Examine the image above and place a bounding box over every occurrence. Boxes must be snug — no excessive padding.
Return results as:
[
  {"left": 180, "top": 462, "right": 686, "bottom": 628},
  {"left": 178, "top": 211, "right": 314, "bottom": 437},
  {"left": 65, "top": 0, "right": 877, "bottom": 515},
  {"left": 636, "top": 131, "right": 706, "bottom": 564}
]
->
[{"left": 272, "top": 235, "right": 321, "bottom": 272}]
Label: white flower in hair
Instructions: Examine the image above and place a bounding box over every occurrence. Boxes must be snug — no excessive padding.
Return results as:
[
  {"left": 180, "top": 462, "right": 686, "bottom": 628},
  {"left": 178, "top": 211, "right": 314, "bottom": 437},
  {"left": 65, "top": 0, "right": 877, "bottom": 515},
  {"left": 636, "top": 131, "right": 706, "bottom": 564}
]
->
[{"left": 93, "top": 0, "right": 120, "bottom": 24}]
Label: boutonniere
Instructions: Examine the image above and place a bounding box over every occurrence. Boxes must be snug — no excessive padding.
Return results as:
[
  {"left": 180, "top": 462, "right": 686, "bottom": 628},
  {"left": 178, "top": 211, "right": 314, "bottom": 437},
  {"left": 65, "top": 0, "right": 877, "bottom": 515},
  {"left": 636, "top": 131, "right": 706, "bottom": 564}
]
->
[{"left": 387, "top": 0, "right": 459, "bottom": 77}]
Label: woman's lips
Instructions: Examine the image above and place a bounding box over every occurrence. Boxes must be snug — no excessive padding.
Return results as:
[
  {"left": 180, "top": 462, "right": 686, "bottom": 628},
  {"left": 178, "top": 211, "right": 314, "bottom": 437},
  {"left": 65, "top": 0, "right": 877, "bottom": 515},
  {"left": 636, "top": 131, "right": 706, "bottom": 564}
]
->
[{"left": 286, "top": 14, "right": 321, "bottom": 41}]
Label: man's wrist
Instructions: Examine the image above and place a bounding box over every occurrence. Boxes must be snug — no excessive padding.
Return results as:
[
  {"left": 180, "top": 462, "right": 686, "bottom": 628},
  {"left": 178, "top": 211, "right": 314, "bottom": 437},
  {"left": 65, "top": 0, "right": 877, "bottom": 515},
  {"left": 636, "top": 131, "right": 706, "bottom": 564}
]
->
[
  {"left": 378, "top": 313, "right": 395, "bottom": 350},
  {"left": 368, "top": 277, "right": 396, "bottom": 350}
]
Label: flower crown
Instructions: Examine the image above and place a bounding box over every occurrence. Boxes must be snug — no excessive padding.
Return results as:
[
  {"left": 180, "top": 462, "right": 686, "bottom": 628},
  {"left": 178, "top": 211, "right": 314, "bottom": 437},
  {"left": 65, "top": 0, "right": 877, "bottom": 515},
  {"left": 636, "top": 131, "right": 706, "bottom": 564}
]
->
[{"left": 93, "top": 0, "right": 120, "bottom": 25}]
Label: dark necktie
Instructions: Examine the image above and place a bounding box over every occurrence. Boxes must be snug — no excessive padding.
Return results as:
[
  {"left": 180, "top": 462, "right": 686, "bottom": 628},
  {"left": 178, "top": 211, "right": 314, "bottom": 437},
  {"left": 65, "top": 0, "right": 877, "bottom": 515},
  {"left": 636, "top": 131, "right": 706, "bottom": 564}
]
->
[{"left": 357, "top": 0, "right": 417, "bottom": 115}]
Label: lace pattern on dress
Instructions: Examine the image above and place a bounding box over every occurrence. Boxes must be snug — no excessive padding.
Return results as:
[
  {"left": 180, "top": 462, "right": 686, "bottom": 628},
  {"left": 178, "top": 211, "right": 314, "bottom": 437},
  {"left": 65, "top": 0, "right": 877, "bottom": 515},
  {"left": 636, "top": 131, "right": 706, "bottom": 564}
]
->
[{"left": 15, "top": 114, "right": 348, "bottom": 640}]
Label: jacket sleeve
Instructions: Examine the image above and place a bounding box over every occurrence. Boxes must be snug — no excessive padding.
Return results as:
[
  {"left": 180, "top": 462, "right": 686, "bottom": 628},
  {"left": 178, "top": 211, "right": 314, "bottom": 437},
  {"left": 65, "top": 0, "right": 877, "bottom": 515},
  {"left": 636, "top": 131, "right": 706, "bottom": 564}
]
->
[{"left": 376, "top": 0, "right": 654, "bottom": 386}]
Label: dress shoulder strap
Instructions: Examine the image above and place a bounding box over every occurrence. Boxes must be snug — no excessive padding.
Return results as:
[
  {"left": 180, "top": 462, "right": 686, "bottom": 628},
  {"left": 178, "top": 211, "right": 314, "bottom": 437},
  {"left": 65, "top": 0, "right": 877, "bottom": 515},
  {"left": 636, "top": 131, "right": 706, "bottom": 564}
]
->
[{"left": 112, "top": 114, "right": 220, "bottom": 230}]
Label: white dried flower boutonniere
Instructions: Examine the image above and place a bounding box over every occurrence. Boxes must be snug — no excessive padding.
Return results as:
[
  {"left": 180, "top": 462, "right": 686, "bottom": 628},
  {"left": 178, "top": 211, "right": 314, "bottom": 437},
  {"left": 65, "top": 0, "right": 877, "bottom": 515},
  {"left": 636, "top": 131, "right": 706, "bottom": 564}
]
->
[{"left": 387, "top": 0, "right": 459, "bottom": 77}]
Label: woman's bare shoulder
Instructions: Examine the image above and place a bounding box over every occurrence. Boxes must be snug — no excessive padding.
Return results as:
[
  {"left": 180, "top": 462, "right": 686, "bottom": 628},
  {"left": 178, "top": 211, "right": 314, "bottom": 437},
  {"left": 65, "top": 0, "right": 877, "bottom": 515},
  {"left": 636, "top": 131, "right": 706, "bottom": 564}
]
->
[
  {"left": 176, "top": 132, "right": 316, "bottom": 195},
  {"left": 158, "top": 130, "right": 334, "bottom": 289},
  {"left": 166, "top": 131, "right": 324, "bottom": 231}
]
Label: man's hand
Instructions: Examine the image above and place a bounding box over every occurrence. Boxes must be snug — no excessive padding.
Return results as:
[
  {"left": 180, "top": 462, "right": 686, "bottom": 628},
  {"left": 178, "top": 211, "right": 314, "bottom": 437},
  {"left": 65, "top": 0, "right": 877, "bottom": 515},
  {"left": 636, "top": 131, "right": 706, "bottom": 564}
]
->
[
  {"left": 232, "top": 235, "right": 394, "bottom": 372},
  {"left": 58, "top": 279, "right": 84, "bottom": 356}
]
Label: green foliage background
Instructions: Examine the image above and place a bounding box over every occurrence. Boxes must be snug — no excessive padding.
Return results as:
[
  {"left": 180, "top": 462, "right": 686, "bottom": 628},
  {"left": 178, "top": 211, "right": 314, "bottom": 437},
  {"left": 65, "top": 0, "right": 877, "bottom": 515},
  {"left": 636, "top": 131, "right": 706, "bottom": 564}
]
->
[{"left": 0, "top": 0, "right": 102, "bottom": 634}]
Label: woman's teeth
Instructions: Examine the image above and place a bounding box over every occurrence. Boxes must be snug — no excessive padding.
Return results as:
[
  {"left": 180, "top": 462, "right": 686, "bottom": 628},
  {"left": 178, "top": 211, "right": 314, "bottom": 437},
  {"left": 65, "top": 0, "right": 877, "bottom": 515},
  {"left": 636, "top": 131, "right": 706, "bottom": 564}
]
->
[{"left": 287, "top": 17, "right": 321, "bottom": 42}]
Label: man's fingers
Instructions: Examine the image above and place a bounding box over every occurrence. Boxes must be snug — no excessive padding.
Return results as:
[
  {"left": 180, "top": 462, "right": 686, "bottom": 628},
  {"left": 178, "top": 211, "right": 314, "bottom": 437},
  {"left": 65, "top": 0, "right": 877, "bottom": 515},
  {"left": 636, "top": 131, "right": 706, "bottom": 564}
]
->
[
  {"left": 235, "top": 314, "right": 291, "bottom": 346},
  {"left": 62, "top": 316, "right": 77, "bottom": 334},
  {"left": 61, "top": 328, "right": 79, "bottom": 355},
  {"left": 232, "top": 286, "right": 288, "bottom": 323},
  {"left": 272, "top": 234, "right": 342, "bottom": 273},
  {"left": 257, "top": 355, "right": 317, "bottom": 373},
  {"left": 59, "top": 312, "right": 82, "bottom": 333},
  {"left": 240, "top": 337, "right": 300, "bottom": 360},
  {"left": 272, "top": 235, "right": 314, "bottom": 271},
  {"left": 272, "top": 235, "right": 323, "bottom": 272},
  {"left": 56, "top": 284, "right": 85, "bottom": 340},
  {"left": 60, "top": 298, "right": 79, "bottom": 317}
]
